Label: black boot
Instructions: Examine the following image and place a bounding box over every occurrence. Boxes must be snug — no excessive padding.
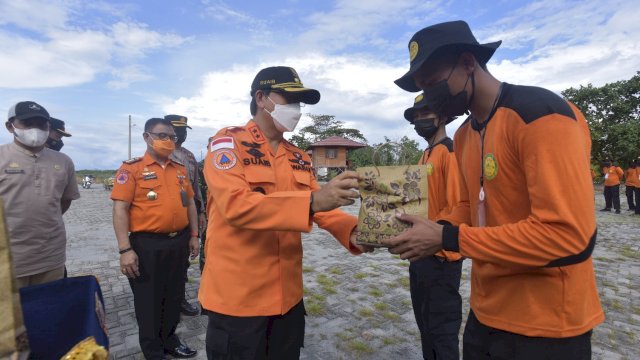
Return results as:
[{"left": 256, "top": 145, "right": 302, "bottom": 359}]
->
[{"left": 180, "top": 298, "right": 200, "bottom": 316}]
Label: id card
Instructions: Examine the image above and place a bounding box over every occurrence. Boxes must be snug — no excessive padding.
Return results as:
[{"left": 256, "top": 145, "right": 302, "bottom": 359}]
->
[{"left": 180, "top": 190, "right": 188, "bottom": 207}]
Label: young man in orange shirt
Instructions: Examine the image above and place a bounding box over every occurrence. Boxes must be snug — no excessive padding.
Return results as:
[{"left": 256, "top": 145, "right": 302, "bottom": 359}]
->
[
  {"left": 600, "top": 158, "right": 624, "bottom": 213},
  {"left": 199, "top": 66, "right": 371, "bottom": 359},
  {"left": 623, "top": 161, "right": 637, "bottom": 212},
  {"left": 387, "top": 20, "right": 603, "bottom": 359},
  {"left": 404, "top": 94, "right": 462, "bottom": 359}
]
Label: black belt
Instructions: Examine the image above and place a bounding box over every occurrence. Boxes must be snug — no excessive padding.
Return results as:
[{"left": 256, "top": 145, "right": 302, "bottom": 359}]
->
[{"left": 130, "top": 227, "right": 188, "bottom": 239}]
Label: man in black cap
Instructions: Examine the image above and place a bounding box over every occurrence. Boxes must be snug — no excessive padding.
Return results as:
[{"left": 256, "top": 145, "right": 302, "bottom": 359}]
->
[
  {"left": 386, "top": 21, "right": 603, "bottom": 359},
  {"left": 166, "top": 114, "right": 204, "bottom": 317},
  {"left": 1, "top": 101, "right": 80, "bottom": 288},
  {"left": 46, "top": 117, "right": 72, "bottom": 152},
  {"left": 199, "top": 66, "right": 371, "bottom": 359},
  {"left": 404, "top": 94, "right": 463, "bottom": 360}
]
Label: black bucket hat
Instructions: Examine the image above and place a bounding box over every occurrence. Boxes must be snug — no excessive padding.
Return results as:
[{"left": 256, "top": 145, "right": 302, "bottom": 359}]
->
[
  {"left": 404, "top": 93, "right": 455, "bottom": 124},
  {"left": 395, "top": 20, "right": 502, "bottom": 92}
]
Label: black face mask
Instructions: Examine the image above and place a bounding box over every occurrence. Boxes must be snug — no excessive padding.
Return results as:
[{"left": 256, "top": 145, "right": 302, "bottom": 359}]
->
[
  {"left": 423, "top": 63, "right": 473, "bottom": 118},
  {"left": 175, "top": 129, "right": 187, "bottom": 146},
  {"left": 46, "top": 137, "right": 64, "bottom": 151},
  {"left": 414, "top": 119, "right": 438, "bottom": 140}
]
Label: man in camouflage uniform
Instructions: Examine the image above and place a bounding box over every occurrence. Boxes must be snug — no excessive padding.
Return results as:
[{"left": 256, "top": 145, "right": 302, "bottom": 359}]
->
[{"left": 166, "top": 114, "right": 205, "bottom": 316}]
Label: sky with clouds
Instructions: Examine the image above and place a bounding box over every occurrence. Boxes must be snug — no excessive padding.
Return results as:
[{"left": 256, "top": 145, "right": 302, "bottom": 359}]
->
[{"left": 0, "top": 0, "right": 638, "bottom": 170}]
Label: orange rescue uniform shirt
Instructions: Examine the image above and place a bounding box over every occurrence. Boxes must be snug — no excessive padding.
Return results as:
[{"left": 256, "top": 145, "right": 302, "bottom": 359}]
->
[
  {"left": 417, "top": 138, "right": 461, "bottom": 261},
  {"left": 440, "top": 83, "right": 604, "bottom": 338},
  {"left": 603, "top": 166, "right": 623, "bottom": 186},
  {"left": 199, "top": 120, "right": 360, "bottom": 317},
  {"left": 624, "top": 167, "right": 638, "bottom": 187},
  {"left": 111, "top": 152, "right": 194, "bottom": 232}
]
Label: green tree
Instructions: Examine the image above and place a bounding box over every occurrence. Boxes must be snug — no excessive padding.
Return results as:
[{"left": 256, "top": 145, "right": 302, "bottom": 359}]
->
[
  {"left": 348, "top": 136, "right": 422, "bottom": 168},
  {"left": 562, "top": 72, "right": 640, "bottom": 167},
  {"left": 289, "top": 114, "right": 367, "bottom": 150}
]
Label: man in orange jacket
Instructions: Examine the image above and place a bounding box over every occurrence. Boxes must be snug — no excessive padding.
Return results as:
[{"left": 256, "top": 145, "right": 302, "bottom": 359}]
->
[
  {"left": 623, "top": 161, "right": 637, "bottom": 212},
  {"left": 387, "top": 20, "right": 603, "bottom": 359},
  {"left": 600, "top": 158, "right": 624, "bottom": 213},
  {"left": 199, "top": 66, "right": 371, "bottom": 360},
  {"left": 404, "top": 94, "right": 462, "bottom": 359}
]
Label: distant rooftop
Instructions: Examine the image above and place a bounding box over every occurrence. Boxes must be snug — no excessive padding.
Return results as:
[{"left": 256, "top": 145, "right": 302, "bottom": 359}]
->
[{"left": 307, "top": 136, "right": 367, "bottom": 149}]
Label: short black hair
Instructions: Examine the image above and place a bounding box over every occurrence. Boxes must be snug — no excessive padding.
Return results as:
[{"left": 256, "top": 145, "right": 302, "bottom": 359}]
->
[
  {"left": 250, "top": 90, "right": 272, "bottom": 116},
  {"left": 144, "top": 118, "right": 172, "bottom": 132}
]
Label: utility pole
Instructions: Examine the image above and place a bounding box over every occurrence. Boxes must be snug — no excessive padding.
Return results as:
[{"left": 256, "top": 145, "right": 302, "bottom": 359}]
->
[{"left": 128, "top": 115, "right": 132, "bottom": 159}]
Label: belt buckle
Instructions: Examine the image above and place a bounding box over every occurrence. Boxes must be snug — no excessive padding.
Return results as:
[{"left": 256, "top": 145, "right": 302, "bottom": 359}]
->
[{"left": 168, "top": 232, "right": 178, "bottom": 238}]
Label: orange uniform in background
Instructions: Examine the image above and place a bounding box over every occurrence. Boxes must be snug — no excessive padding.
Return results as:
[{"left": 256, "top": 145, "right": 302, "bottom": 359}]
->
[
  {"left": 418, "top": 138, "right": 461, "bottom": 261},
  {"left": 603, "top": 166, "right": 623, "bottom": 186},
  {"left": 111, "top": 152, "right": 194, "bottom": 232},
  {"left": 440, "top": 83, "right": 603, "bottom": 338},
  {"left": 199, "top": 121, "right": 360, "bottom": 317}
]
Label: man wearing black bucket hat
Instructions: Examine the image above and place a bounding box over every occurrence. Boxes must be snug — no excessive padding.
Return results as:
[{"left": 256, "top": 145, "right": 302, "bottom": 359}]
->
[
  {"left": 404, "top": 93, "right": 463, "bottom": 359},
  {"left": 385, "top": 21, "right": 603, "bottom": 359},
  {"left": 199, "top": 66, "right": 371, "bottom": 359}
]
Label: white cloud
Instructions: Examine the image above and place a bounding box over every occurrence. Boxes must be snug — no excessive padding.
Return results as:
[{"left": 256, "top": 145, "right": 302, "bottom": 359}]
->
[
  {"left": 0, "top": 1, "right": 186, "bottom": 89},
  {"left": 487, "top": 0, "right": 640, "bottom": 91}
]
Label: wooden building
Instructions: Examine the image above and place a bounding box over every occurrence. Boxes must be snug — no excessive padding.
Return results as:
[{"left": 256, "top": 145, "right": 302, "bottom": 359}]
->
[{"left": 307, "top": 136, "right": 367, "bottom": 173}]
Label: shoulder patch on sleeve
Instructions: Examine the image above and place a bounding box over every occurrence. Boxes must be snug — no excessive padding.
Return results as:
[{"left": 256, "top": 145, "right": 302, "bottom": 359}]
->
[
  {"left": 501, "top": 84, "right": 576, "bottom": 124},
  {"left": 116, "top": 169, "right": 130, "bottom": 184},
  {"left": 210, "top": 136, "right": 235, "bottom": 152},
  {"left": 212, "top": 149, "right": 237, "bottom": 170},
  {"left": 123, "top": 157, "right": 142, "bottom": 164}
]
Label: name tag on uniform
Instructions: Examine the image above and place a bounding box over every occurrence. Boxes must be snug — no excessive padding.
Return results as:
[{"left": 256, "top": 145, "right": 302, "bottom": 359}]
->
[
  {"left": 4, "top": 169, "right": 24, "bottom": 174},
  {"left": 143, "top": 173, "right": 158, "bottom": 180}
]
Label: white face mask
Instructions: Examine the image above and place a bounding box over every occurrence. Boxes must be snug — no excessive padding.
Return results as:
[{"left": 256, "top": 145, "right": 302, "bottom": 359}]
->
[
  {"left": 12, "top": 124, "right": 49, "bottom": 147},
  {"left": 266, "top": 96, "right": 302, "bottom": 132}
]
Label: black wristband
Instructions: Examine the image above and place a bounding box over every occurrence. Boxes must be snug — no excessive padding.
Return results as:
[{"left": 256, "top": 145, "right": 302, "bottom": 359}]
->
[
  {"left": 442, "top": 225, "right": 460, "bottom": 252},
  {"left": 309, "top": 192, "right": 315, "bottom": 217},
  {"left": 119, "top": 247, "right": 133, "bottom": 255}
]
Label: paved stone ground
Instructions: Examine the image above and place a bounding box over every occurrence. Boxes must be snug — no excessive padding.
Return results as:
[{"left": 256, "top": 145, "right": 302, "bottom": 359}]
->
[{"left": 63, "top": 185, "right": 640, "bottom": 359}]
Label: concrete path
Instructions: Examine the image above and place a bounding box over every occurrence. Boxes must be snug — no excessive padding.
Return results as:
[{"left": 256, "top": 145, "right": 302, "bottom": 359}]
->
[{"left": 62, "top": 186, "right": 640, "bottom": 359}]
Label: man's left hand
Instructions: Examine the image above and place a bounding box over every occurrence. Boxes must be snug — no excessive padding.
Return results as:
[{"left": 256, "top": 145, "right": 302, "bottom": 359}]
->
[
  {"left": 189, "top": 236, "right": 200, "bottom": 259},
  {"left": 382, "top": 213, "right": 443, "bottom": 262}
]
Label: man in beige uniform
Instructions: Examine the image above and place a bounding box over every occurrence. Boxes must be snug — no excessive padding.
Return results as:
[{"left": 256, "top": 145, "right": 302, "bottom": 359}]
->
[{"left": 0, "top": 101, "right": 80, "bottom": 288}]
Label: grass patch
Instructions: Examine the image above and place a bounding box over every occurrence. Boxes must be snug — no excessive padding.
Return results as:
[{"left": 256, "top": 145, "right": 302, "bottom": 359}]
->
[
  {"left": 322, "top": 285, "right": 337, "bottom": 295},
  {"left": 373, "top": 302, "right": 388, "bottom": 311},
  {"left": 317, "top": 274, "right": 337, "bottom": 287},
  {"left": 398, "top": 277, "right": 410, "bottom": 288},
  {"left": 358, "top": 308, "right": 374, "bottom": 318},
  {"left": 610, "top": 299, "right": 624, "bottom": 311},
  {"left": 306, "top": 301, "right": 325, "bottom": 316},
  {"left": 303, "top": 266, "right": 314, "bottom": 273},
  {"left": 632, "top": 306, "right": 640, "bottom": 316},
  {"left": 347, "top": 340, "right": 374, "bottom": 354},
  {"left": 383, "top": 311, "right": 400, "bottom": 321},
  {"left": 328, "top": 266, "right": 344, "bottom": 275},
  {"left": 394, "top": 261, "right": 409, "bottom": 267},
  {"left": 620, "top": 245, "right": 640, "bottom": 260},
  {"left": 382, "top": 337, "right": 399, "bottom": 346},
  {"left": 354, "top": 272, "right": 368, "bottom": 280},
  {"left": 368, "top": 287, "right": 384, "bottom": 298}
]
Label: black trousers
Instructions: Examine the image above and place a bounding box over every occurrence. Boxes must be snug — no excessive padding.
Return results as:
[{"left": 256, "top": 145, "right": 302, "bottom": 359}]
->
[
  {"left": 205, "top": 300, "right": 305, "bottom": 360},
  {"left": 635, "top": 187, "right": 640, "bottom": 214},
  {"left": 463, "top": 310, "right": 592, "bottom": 360},
  {"left": 410, "top": 256, "right": 463, "bottom": 360},
  {"left": 625, "top": 186, "right": 636, "bottom": 210},
  {"left": 129, "top": 229, "right": 189, "bottom": 359},
  {"left": 603, "top": 185, "right": 620, "bottom": 210}
]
